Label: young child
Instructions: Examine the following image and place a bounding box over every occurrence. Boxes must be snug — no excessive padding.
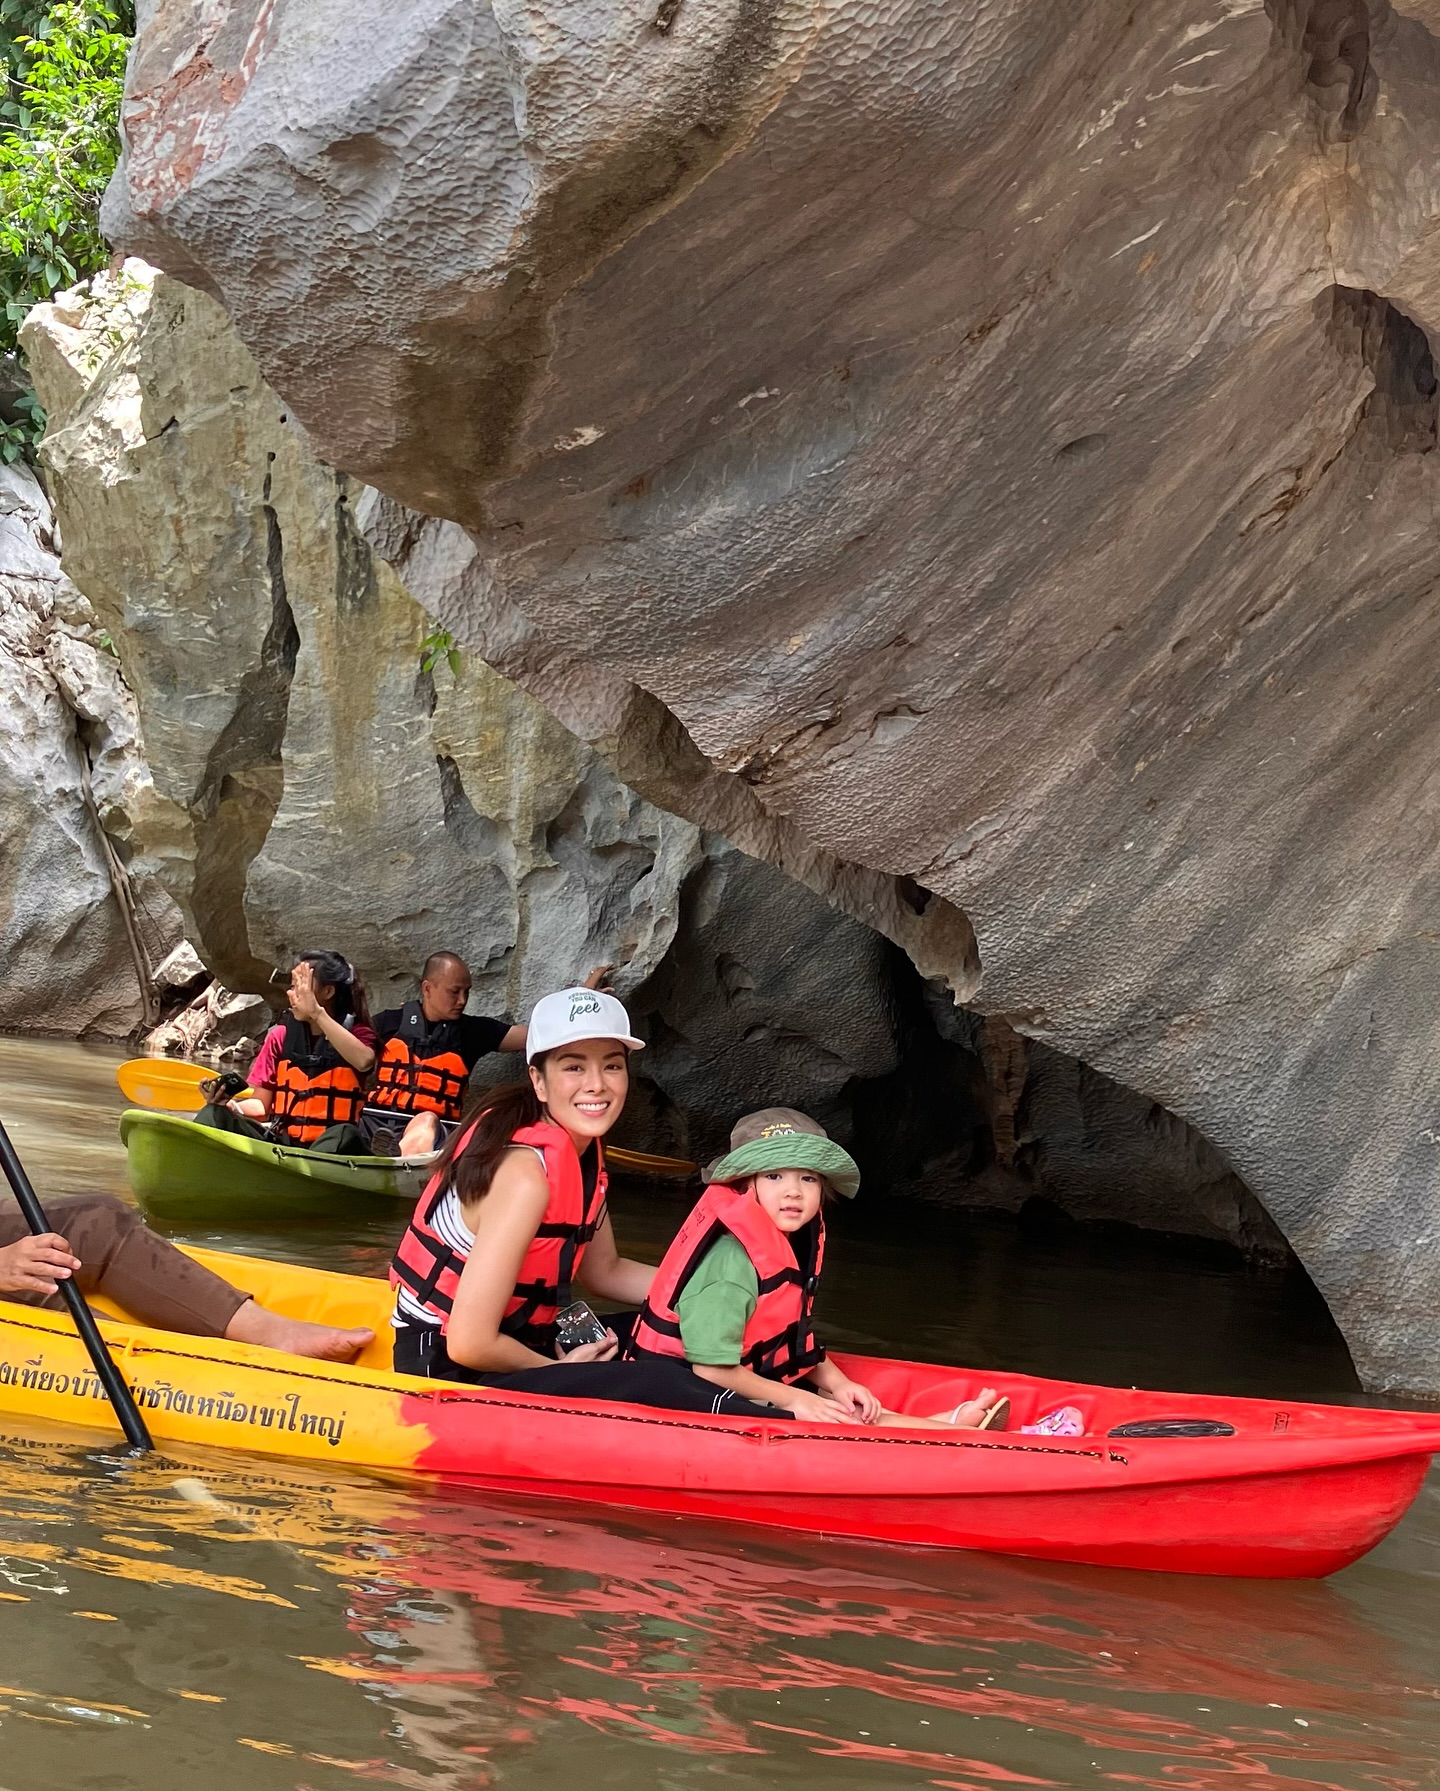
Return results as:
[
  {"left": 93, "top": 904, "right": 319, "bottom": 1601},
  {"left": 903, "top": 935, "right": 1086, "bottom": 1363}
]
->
[{"left": 626, "top": 1108, "right": 1010, "bottom": 1429}]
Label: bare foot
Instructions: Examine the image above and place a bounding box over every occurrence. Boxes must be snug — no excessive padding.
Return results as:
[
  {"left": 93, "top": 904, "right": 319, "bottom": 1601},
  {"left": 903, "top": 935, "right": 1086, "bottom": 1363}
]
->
[
  {"left": 938, "top": 1386, "right": 1003, "bottom": 1429},
  {"left": 224, "top": 1299, "right": 374, "bottom": 1363}
]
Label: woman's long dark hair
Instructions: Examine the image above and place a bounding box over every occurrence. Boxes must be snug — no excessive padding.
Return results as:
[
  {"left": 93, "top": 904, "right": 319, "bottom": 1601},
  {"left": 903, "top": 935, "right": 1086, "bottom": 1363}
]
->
[
  {"left": 437, "top": 1078, "right": 546, "bottom": 1209},
  {"left": 295, "top": 949, "right": 372, "bottom": 1030}
]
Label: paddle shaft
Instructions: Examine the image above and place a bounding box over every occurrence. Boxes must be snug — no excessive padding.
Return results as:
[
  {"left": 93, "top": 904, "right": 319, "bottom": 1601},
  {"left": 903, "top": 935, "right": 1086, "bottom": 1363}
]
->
[{"left": 0, "top": 1114, "right": 153, "bottom": 1452}]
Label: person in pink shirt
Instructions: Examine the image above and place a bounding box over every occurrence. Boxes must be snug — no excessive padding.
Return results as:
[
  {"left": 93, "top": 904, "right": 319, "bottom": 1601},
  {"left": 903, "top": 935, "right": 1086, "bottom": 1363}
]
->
[{"left": 201, "top": 950, "right": 377, "bottom": 1152}]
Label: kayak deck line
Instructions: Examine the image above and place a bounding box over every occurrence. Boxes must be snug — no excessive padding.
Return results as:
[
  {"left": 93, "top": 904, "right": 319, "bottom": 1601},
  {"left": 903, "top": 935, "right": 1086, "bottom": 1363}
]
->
[
  {"left": 0, "top": 1303, "right": 1126, "bottom": 1463},
  {"left": 420, "top": 1386, "right": 1121, "bottom": 1457},
  {"left": 0, "top": 1244, "right": 1436, "bottom": 1575}
]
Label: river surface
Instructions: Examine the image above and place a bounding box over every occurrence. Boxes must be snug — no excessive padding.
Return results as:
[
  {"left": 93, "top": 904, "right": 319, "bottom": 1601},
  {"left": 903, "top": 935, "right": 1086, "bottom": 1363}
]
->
[{"left": 0, "top": 1034, "right": 1435, "bottom": 1789}]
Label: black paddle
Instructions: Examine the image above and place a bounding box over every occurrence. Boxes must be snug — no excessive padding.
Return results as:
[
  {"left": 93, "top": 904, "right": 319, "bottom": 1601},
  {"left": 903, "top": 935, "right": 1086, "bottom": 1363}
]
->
[{"left": 0, "top": 1112, "right": 153, "bottom": 1452}]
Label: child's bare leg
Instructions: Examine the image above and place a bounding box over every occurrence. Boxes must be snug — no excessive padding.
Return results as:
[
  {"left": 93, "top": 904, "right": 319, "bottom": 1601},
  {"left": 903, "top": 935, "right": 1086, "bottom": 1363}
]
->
[{"left": 873, "top": 1388, "right": 1002, "bottom": 1430}]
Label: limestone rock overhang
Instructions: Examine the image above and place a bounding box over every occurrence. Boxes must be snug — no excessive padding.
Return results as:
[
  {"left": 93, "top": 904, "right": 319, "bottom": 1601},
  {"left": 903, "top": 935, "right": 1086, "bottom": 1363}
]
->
[{"left": 101, "top": 0, "right": 1440, "bottom": 1390}]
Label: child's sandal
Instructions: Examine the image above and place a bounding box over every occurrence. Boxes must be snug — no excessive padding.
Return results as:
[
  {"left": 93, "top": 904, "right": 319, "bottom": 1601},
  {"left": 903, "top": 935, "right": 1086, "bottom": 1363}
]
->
[{"left": 978, "top": 1396, "right": 1011, "bottom": 1432}]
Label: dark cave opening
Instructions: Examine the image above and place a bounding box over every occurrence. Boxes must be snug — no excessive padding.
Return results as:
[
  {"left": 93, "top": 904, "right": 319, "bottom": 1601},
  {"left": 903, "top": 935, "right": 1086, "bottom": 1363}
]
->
[
  {"left": 471, "top": 841, "right": 1359, "bottom": 1394},
  {"left": 615, "top": 931, "right": 1360, "bottom": 1399}
]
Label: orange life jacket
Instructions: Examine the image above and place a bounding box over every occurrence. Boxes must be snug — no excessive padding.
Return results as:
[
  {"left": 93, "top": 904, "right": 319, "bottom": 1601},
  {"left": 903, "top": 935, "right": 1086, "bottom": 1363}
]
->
[
  {"left": 369, "top": 1001, "right": 471, "bottom": 1121},
  {"left": 271, "top": 1018, "right": 364, "bottom": 1145},
  {"left": 389, "top": 1120, "right": 607, "bottom": 1352},
  {"left": 626, "top": 1183, "right": 826, "bottom": 1383}
]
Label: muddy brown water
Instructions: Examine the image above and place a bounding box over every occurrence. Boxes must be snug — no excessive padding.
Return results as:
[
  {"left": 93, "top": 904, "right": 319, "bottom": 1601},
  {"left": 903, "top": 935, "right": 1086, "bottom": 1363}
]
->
[{"left": 0, "top": 1034, "right": 1435, "bottom": 1788}]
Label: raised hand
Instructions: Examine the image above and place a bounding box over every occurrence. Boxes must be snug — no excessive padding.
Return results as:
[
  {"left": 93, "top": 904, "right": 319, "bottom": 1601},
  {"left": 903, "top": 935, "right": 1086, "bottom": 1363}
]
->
[{"left": 288, "top": 960, "right": 321, "bottom": 1022}]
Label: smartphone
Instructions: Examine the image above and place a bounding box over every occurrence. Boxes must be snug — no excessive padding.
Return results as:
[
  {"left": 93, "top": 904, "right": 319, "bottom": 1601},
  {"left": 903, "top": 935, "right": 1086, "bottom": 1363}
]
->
[
  {"left": 267, "top": 966, "right": 291, "bottom": 988},
  {"left": 555, "top": 1301, "right": 610, "bottom": 1353}
]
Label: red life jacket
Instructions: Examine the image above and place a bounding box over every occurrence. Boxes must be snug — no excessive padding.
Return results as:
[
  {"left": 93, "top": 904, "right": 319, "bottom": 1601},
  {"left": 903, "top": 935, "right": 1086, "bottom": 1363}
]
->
[
  {"left": 271, "top": 1017, "right": 364, "bottom": 1145},
  {"left": 369, "top": 1001, "right": 471, "bottom": 1121},
  {"left": 626, "top": 1184, "right": 826, "bottom": 1383},
  {"left": 388, "top": 1119, "right": 607, "bottom": 1352}
]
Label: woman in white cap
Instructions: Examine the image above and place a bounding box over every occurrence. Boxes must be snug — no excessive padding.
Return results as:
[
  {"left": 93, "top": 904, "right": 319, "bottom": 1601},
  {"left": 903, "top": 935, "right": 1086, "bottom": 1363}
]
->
[{"left": 388, "top": 988, "right": 797, "bottom": 1415}]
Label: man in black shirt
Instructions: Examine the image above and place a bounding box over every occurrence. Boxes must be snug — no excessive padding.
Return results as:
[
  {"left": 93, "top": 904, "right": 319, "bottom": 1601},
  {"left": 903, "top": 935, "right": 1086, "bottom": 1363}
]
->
[{"left": 368, "top": 953, "right": 609, "bottom": 1156}]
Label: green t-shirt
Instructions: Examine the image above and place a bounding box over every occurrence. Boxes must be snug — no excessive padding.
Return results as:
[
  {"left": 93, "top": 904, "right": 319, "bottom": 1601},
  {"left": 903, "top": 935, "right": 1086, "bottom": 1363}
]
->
[{"left": 675, "top": 1234, "right": 759, "bottom": 1365}]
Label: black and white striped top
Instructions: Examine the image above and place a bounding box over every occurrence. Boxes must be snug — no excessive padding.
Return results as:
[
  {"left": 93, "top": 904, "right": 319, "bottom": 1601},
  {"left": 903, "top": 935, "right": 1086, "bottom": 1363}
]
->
[{"left": 391, "top": 1145, "right": 547, "bottom": 1330}]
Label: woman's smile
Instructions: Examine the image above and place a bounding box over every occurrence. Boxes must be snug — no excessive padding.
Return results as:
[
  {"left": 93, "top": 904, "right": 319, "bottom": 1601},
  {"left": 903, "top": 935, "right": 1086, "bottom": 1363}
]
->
[{"left": 529, "top": 1038, "right": 630, "bottom": 1149}]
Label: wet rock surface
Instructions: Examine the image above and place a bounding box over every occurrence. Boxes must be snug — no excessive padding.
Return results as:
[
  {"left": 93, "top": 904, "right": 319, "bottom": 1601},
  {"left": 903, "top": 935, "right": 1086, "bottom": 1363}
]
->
[
  {"left": 0, "top": 460, "right": 179, "bottom": 1034},
  {"left": 19, "top": 262, "right": 1277, "bottom": 1272},
  {"left": 101, "top": 0, "right": 1440, "bottom": 1387}
]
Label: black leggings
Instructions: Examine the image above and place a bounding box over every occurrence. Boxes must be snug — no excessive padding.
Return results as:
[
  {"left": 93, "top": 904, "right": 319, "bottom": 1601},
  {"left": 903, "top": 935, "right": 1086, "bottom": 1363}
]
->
[
  {"left": 196, "top": 1103, "right": 367, "bottom": 1155},
  {"left": 392, "top": 1324, "right": 790, "bottom": 1419}
]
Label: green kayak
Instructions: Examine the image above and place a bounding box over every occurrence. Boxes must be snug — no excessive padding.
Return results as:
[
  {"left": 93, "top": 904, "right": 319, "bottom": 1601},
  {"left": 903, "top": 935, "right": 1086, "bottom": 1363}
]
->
[{"left": 120, "top": 1109, "right": 436, "bottom": 1222}]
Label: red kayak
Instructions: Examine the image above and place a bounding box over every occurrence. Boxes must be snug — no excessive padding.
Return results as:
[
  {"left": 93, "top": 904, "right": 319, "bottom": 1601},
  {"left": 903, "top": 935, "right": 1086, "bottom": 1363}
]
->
[{"left": 409, "top": 1351, "right": 1440, "bottom": 1578}]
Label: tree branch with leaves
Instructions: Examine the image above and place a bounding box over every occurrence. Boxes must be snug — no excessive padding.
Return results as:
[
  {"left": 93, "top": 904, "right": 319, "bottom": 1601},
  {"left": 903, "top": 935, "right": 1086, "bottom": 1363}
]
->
[{"left": 0, "top": 0, "right": 131, "bottom": 458}]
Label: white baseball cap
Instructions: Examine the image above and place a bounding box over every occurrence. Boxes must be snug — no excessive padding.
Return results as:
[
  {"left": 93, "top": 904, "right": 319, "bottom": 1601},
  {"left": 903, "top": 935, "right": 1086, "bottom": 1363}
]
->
[{"left": 526, "top": 987, "right": 645, "bottom": 1062}]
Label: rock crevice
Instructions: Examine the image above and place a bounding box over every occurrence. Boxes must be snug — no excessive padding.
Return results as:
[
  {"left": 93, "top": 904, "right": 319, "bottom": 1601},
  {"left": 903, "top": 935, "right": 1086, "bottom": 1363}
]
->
[{"left": 0, "top": 459, "right": 181, "bottom": 1034}]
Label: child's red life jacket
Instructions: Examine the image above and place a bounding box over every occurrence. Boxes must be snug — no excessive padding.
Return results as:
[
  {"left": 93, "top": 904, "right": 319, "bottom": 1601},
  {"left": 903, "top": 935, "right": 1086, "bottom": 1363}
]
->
[
  {"left": 271, "top": 1017, "right": 364, "bottom": 1145},
  {"left": 626, "top": 1184, "right": 826, "bottom": 1383},
  {"left": 389, "top": 1120, "right": 607, "bottom": 1352}
]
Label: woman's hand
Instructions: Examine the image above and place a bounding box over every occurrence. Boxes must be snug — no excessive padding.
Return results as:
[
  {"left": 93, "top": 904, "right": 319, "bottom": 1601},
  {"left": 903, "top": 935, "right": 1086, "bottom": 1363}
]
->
[
  {"left": 784, "top": 1387, "right": 862, "bottom": 1424},
  {"left": 820, "top": 1375, "right": 882, "bottom": 1423},
  {"left": 581, "top": 964, "right": 614, "bottom": 991},
  {"left": 0, "top": 1234, "right": 80, "bottom": 1296},
  {"left": 557, "top": 1329, "right": 619, "bottom": 1365},
  {"left": 288, "top": 961, "right": 321, "bottom": 1023}
]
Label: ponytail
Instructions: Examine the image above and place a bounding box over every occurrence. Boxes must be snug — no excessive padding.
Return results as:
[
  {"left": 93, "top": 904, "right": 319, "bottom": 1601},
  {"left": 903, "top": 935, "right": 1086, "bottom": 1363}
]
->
[
  {"left": 441, "top": 1079, "right": 546, "bottom": 1209},
  {"left": 347, "top": 969, "right": 373, "bottom": 1032}
]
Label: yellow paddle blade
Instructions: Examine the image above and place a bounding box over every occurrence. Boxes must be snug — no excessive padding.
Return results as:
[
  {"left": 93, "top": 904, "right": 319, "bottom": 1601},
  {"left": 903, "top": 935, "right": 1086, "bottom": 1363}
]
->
[
  {"left": 607, "top": 1146, "right": 697, "bottom": 1181},
  {"left": 116, "top": 1059, "right": 250, "bottom": 1113}
]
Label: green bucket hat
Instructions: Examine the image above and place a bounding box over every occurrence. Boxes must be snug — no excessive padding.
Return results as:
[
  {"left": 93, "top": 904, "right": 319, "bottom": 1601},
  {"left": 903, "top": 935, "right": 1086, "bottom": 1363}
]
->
[{"left": 705, "top": 1107, "right": 860, "bottom": 1199}]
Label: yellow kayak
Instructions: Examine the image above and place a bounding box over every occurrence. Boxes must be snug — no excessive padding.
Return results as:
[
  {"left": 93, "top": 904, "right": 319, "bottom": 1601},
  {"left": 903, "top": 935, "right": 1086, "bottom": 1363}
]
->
[{"left": 0, "top": 1250, "right": 408, "bottom": 1467}]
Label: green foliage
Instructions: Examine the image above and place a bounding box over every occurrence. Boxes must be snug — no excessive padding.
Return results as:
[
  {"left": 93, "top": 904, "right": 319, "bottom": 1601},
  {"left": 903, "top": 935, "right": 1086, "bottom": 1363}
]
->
[
  {"left": 0, "top": 0, "right": 132, "bottom": 357},
  {"left": 0, "top": 2, "right": 53, "bottom": 99},
  {"left": 420, "top": 626, "right": 463, "bottom": 680},
  {"left": 0, "top": 380, "right": 42, "bottom": 460}
]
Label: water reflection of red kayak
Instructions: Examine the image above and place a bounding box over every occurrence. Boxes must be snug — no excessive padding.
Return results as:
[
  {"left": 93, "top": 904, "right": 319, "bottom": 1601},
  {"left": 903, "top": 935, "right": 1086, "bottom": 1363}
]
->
[
  {"left": 0, "top": 1427, "right": 1422, "bottom": 1789},
  {"left": 311, "top": 1480, "right": 1427, "bottom": 1787}
]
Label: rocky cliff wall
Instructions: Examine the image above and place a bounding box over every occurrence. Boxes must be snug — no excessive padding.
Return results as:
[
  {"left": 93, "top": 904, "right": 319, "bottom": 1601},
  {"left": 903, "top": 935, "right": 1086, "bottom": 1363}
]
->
[
  {"left": 99, "top": 0, "right": 1440, "bottom": 1386},
  {"left": 0, "top": 458, "right": 180, "bottom": 1035},
  {"left": 21, "top": 263, "right": 1275, "bottom": 1256},
  {"left": 24, "top": 265, "right": 707, "bottom": 1021},
  {"left": 24, "top": 268, "right": 929, "bottom": 1160}
]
